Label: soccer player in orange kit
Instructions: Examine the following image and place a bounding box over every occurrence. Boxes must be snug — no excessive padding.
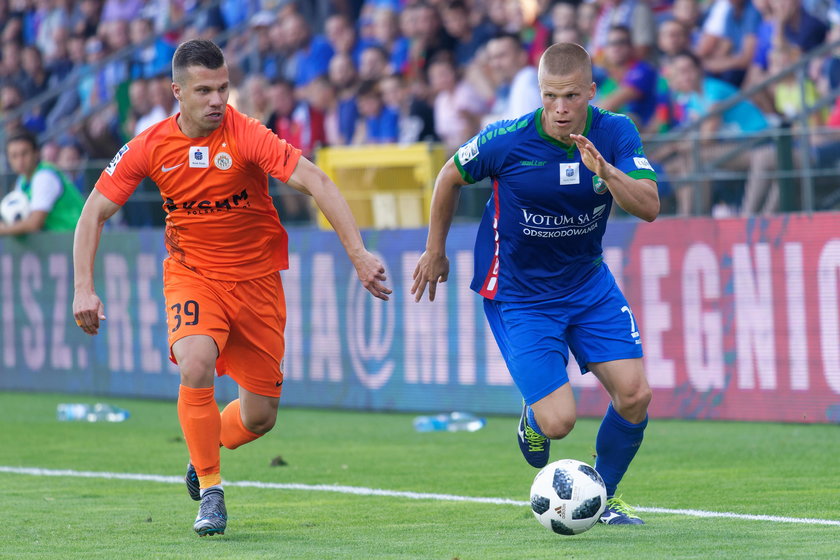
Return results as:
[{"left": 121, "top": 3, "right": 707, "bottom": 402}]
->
[{"left": 72, "top": 39, "right": 391, "bottom": 537}]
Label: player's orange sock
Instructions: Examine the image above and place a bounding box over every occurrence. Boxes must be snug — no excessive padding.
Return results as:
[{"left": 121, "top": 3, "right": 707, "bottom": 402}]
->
[
  {"left": 178, "top": 385, "right": 222, "bottom": 489},
  {"left": 220, "top": 399, "right": 263, "bottom": 450}
]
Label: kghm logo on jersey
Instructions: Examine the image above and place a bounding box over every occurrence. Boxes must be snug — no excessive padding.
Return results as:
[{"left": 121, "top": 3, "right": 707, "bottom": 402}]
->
[
  {"left": 163, "top": 188, "right": 250, "bottom": 215},
  {"left": 214, "top": 152, "right": 232, "bottom": 170},
  {"left": 592, "top": 175, "right": 607, "bottom": 194}
]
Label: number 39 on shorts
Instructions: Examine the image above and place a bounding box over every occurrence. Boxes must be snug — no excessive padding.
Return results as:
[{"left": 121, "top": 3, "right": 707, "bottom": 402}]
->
[{"left": 170, "top": 300, "right": 200, "bottom": 332}]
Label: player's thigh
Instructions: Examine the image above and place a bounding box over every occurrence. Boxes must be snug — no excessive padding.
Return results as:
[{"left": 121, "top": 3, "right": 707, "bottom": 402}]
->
[
  {"left": 566, "top": 279, "right": 642, "bottom": 369},
  {"left": 219, "top": 272, "right": 286, "bottom": 398},
  {"left": 163, "top": 259, "right": 231, "bottom": 371},
  {"left": 484, "top": 298, "right": 571, "bottom": 406}
]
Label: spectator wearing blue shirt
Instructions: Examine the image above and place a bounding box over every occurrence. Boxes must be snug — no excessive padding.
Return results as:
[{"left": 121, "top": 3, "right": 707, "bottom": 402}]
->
[
  {"left": 282, "top": 11, "right": 334, "bottom": 88},
  {"left": 658, "top": 50, "right": 769, "bottom": 215},
  {"left": 744, "top": 0, "right": 828, "bottom": 113},
  {"left": 696, "top": 0, "right": 762, "bottom": 88},
  {"left": 328, "top": 52, "right": 360, "bottom": 145},
  {"left": 352, "top": 79, "right": 399, "bottom": 144}
]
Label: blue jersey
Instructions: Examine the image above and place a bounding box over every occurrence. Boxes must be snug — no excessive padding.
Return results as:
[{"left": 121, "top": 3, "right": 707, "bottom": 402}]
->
[{"left": 454, "top": 106, "right": 656, "bottom": 302}]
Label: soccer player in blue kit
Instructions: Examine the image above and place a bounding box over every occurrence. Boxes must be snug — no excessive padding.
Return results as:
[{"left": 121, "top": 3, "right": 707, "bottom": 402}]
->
[{"left": 412, "top": 42, "right": 659, "bottom": 525}]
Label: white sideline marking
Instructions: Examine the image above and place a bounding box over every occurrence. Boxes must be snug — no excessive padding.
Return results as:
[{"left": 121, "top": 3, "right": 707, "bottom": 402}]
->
[{"left": 2, "top": 466, "right": 839, "bottom": 527}]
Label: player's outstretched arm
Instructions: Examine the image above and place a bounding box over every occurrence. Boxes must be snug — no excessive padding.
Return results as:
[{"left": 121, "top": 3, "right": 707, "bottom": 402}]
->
[
  {"left": 570, "top": 134, "right": 660, "bottom": 222},
  {"left": 73, "top": 189, "right": 121, "bottom": 335},
  {"left": 411, "top": 157, "right": 467, "bottom": 302},
  {"left": 286, "top": 157, "right": 391, "bottom": 301}
]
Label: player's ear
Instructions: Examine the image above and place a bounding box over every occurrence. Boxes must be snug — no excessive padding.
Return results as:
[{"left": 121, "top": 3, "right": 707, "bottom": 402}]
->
[
  {"left": 171, "top": 82, "right": 181, "bottom": 101},
  {"left": 588, "top": 81, "right": 596, "bottom": 101}
]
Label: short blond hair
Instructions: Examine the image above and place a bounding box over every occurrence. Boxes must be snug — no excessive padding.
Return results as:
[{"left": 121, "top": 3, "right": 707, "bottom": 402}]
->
[{"left": 538, "top": 42, "right": 592, "bottom": 83}]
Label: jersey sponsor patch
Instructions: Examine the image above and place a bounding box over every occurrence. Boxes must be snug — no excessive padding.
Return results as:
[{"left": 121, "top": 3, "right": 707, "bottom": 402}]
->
[
  {"left": 633, "top": 156, "right": 653, "bottom": 171},
  {"left": 214, "top": 152, "right": 232, "bottom": 170},
  {"left": 559, "top": 162, "right": 580, "bottom": 185},
  {"left": 105, "top": 144, "right": 130, "bottom": 176},
  {"left": 592, "top": 176, "right": 607, "bottom": 194},
  {"left": 458, "top": 137, "right": 479, "bottom": 165},
  {"left": 190, "top": 146, "right": 209, "bottom": 168}
]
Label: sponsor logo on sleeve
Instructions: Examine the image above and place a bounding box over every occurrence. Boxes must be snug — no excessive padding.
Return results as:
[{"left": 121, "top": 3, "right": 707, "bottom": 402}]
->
[
  {"left": 592, "top": 176, "right": 607, "bottom": 194},
  {"left": 105, "top": 144, "right": 130, "bottom": 176},
  {"left": 457, "top": 137, "right": 479, "bottom": 165},
  {"left": 633, "top": 156, "right": 653, "bottom": 171}
]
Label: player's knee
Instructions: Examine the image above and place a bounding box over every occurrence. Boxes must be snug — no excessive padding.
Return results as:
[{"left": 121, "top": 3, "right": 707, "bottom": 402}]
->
[
  {"left": 177, "top": 354, "right": 216, "bottom": 386},
  {"left": 243, "top": 413, "right": 276, "bottom": 434},
  {"left": 615, "top": 385, "right": 652, "bottom": 422},
  {"left": 540, "top": 416, "right": 576, "bottom": 440}
]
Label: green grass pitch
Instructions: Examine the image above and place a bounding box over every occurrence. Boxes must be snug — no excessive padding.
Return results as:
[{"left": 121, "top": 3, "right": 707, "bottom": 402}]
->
[{"left": 1, "top": 391, "right": 838, "bottom": 559}]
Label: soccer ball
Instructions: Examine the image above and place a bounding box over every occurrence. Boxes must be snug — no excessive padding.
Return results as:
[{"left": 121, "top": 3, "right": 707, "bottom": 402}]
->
[
  {"left": 529, "top": 459, "right": 607, "bottom": 535},
  {"left": 0, "top": 190, "right": 31, "bottom": 225}
]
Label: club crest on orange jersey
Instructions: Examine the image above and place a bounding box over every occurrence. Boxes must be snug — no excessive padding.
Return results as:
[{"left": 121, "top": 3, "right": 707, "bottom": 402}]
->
[{"left": 214, "top": 152, "right": 232, "bottom": 170}]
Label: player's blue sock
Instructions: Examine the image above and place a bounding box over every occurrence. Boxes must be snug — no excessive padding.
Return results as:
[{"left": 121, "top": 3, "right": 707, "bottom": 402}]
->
[
  {"left": 526, "top": 405, "right": 546, "bottom": 437},
  {"left": 594, "top": 403, "right": 647, "bottom": 497}
]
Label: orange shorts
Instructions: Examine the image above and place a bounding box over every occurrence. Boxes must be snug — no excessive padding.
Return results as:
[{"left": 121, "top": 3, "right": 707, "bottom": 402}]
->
[{"left": 163, "top": 258, "right": 286, "bottom": 398}]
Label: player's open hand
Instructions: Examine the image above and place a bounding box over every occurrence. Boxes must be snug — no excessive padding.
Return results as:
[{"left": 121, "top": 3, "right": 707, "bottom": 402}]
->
[
  {"left": 73, "top": 292, "right": 106, "bottom": 335},
  {"left": 411, "top": 251, "right": 449, "bottom": 302},
  {"left": 353, "top": 250, "right": 392, "bottom": 301},
  {"left": 570, "top": 134, "right": 609, "bottom": 178}
]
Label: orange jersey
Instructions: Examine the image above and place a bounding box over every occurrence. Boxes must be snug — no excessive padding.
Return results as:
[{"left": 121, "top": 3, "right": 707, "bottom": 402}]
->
[{"left": 96, "top": 105, "right": 302, "bottom": 280}]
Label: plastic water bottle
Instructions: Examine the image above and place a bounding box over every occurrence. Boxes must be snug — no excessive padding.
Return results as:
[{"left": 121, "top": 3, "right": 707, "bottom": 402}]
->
[
  {"left": 56, "top": 403, "right": 130, "bottom": 422},
  {"left": 413, "top": 411, "right": 486, "bottom": 432}
]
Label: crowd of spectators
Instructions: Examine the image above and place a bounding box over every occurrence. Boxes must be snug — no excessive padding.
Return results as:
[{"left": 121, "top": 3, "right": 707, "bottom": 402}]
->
[{"left": 2, "top": 0, "right": 840, "bottom": 221}]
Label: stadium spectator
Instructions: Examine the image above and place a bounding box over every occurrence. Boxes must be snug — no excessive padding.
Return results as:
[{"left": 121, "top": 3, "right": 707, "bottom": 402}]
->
[
  {"left": 590, "top": 0, "right": 657, "bottom": 63},
  {"left": 0, "top": 39, "right": 26, "bottom": 88},
  {"left": 100, "top": 0, "right": 143, "bottom": 23},
  {"left": 69, "top": 0, "right": 103, "bottom": 38},
  {"left": 352, "top": 78, "right": 399, "bottom": 144},
  {"left": 129, "top": 16, "right": 176, "bottom": 79},
  {"left": 427, "top": 54, "right": 485, "bottom": 153},
  {"left": 235, "top": 11, "right": 282, "bottom": 81},
  {"left": 135, "top": 76, "right": 175, "bottom": 135},
  {"left": 358, "top": 44, "right": 392, "bottom": 81},
  {"left": 1, "top": 83, "right": 44, "bottom": 135},
  {"left": 325, "top": 13, "right": 377, "bottom": 66},
  {"left": 576, "top": 0, "right": 599, "bottom": 46},
  {"left": 0, "top": 128, "right": 84, "bottom": 235},
  {"left": 413, "top": 42, "right": 656, "bottom": 526},
  {"left": 478, "top": 33, "right": 542, "bottom": 126},
  {"left": 671, "top": 0, "right": 706, "bottom": 48},
  {"left": 266, "top": 78, "right": 326, "bottom": 159},
  {"left": 34, "top": 0, "right": 71, "bottom": 62},
  {"left": 20, "top": 45, "right": 50, "bottom": 101},
  {"left": 401, "top": 1, "right": 456, "bottom": 82},
  {"left": 235, "top": 74, "right": 272, "bottom": 123},
  {"left": 379, "top": 72, "right": 438, "bottom": 144},
  {"left": 696, "top": 0, "right": 762, "bottom": 88},
  {"left": 741, "top": 43, "right": 824, "bottom": 215},
  {"left": 656, "top": 18, "right": 692, "bottom": 69},
  {"left": 441, "top": 0, "right": 495, "bottom": 66},
  {"left": 595, "top": 25, "right": 661, "bottom": 131},
  {"left": 72, "top": 40, "right": 390, "bottom": 538},
  {"left": 658, "top": 50, "right": 769, "bottom": 215},
  {"left": 744, "top": 0, "right": 828, "bottom": 114},
  {"left": 306, "top": 75, "right": 342, "bottom": 146},
  {"left": 56, "top": 137, "right": 88, "bottom": 194},
  {"left": 328, "top": 52, "right": 360, "bottom": 145},
  {"left": 282, "top": 10, "right": 334, "bottom": 88},
  {"left": 370, "top": 6, "right": 410, "bottom": 72}
]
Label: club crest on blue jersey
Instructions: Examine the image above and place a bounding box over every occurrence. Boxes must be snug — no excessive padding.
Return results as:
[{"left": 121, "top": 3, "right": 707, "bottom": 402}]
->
[{"left": 593, "top": 176, "right": 607, "bottom": 194}]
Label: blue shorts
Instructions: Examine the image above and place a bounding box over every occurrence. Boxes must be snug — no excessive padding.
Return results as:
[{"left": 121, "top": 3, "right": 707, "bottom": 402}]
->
[{"left": 483, "top": 265, "right": 643, "bottom": 405}]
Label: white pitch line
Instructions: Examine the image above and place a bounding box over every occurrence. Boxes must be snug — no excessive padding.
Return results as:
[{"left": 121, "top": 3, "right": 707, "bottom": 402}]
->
[{"left": 2, "top": 466, "right": 838, "bottom": 527}]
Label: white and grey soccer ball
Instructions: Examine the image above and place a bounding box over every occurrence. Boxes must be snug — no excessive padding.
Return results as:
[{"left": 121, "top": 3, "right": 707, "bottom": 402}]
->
[
  {"left": 0, "top": 190, "right": 31, "bottom": 225},
  {"left": 529, "top": 459, "right": 607, "bottom": 535}
]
